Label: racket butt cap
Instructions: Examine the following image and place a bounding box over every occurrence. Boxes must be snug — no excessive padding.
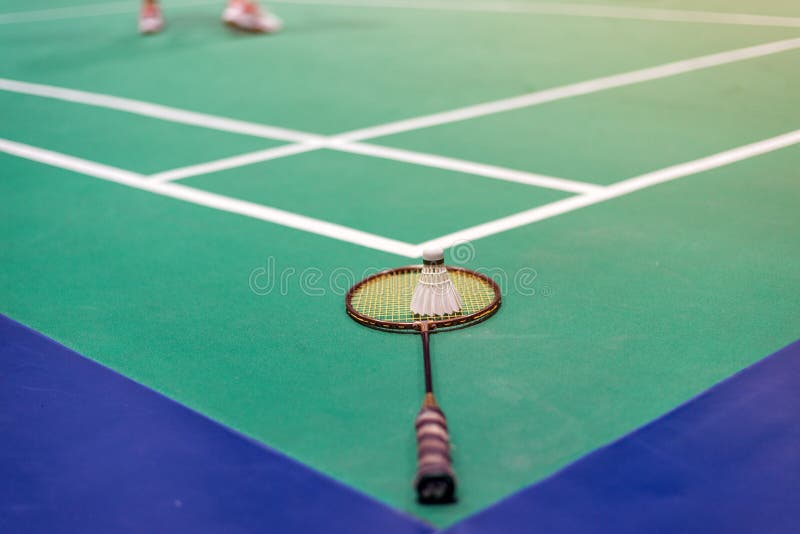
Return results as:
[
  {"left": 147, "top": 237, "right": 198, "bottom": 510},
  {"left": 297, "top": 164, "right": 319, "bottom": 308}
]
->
[{"left": 415, "top": 472, "right": 456, "bottom": 504}]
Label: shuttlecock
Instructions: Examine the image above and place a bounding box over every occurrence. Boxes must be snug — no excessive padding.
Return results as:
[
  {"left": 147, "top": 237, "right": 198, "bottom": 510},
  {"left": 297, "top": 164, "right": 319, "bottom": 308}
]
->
[{"left": 410, "top": 247, "right": 463, "bottom": 316}]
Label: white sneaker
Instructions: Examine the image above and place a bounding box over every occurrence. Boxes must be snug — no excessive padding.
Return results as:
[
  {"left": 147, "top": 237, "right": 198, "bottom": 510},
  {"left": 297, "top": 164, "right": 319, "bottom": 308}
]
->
[
  {"left": 222, "top": 0, "right": 282, "bottom": 33},
  {"left": 139, "top": 3, "right": 164, "bottom": 34}
]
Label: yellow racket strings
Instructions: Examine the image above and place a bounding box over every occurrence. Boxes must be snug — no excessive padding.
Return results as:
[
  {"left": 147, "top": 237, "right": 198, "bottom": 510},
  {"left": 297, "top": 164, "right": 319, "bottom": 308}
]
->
[{"left": 349, "top": 269, "right": 496, "bottom": 324}]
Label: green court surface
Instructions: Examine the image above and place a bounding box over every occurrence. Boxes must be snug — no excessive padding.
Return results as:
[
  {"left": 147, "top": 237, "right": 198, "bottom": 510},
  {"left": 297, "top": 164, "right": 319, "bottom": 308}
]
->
[{"left": 2, "top": 0, "right": 799, "bottom": 527}]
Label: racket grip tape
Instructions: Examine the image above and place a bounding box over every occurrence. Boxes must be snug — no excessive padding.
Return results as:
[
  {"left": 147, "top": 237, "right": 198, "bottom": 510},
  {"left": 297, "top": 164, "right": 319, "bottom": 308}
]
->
[{"left": 413, "top": 393, "right": 456, "bottom": 504}]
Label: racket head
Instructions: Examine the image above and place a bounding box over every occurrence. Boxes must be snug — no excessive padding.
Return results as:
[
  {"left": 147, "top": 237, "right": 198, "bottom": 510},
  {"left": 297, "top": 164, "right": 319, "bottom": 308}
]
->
[{"left": 345, "top": 265, "right": 501, "bottom": 333}]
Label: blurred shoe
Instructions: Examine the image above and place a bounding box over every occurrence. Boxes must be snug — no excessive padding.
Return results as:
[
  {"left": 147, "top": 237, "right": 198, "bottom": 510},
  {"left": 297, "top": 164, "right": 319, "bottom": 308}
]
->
[
  {"left": 222, "top": 0, "right": 282, "bottom": 33},
  {"left": 139, "top": 3, "right": 164, "bottom": 34}
]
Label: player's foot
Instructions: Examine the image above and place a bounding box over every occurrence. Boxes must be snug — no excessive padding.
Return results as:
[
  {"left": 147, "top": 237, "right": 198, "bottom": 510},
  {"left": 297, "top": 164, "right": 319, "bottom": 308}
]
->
[
  {"left": 139, "top": 3, "right": 164, "bottom": 34},
  {"left": 222, "top": 0, "right": 282, "bottom": 33}
]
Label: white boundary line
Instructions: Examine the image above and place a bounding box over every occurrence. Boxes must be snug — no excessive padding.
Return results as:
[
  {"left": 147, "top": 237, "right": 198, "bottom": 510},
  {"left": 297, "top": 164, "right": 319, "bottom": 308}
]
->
[
  {"left": 0, "top": 78, "right": 597, "bottom": 194},
  {"left": 0, "top": 78, "right": 323, "bottom": 145},
  {"left": 0, "top": 2, "right": 136, "bottom": 24},
  {"left": 269, "top": 0, "right": 800, "bottom": 29},
  {"left": 0, "top": 0, "right": 217, "bottom": 24},
  {"left": 146, "top": 36, "right": 800, "bottom": 185},
  {"left": 0, "top": 138, "right": 145, "bottom": 183},
  {"left": 3, "top": 39, "right": 799, "bottom": 146},
  {"left": 2, "top": 0, "right": 800, "bottom": 28},
  {"left": 2, "top": 38, "right": 798, "bottom": 255},
  {"left": 4, "top": 37, "right": 796, "bottom": 190},
  {"left": 0, "top": 138, "right": 420, "bottom": 257},
  {"left": 421, "top": 130, "right": 800, "bottom": 250},
  {"left": 335, "top": 37, "right": 800, "bottom": 141},
  {"left": 3, "top": 131, "right": 798, "bottom": 257}
]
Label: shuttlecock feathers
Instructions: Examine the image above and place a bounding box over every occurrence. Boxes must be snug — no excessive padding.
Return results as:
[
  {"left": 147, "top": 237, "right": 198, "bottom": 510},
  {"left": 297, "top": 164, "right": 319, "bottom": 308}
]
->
[{"left": 410, "top": 247, "right": 463, "bottom": 316}]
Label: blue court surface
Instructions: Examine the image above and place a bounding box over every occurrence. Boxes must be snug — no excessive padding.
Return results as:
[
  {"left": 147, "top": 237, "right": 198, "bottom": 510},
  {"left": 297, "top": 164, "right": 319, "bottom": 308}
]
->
[{"left": 3, "top": 317, "right": 800, "bottom": 532}]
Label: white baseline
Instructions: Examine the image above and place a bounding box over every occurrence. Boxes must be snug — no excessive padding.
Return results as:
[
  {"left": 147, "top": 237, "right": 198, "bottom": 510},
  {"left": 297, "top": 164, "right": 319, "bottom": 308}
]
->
[
  {"left": 421, "top": 130, "right": 800, "bottom": 252},
  {"left": 2, "top": 131, "right": 798, "bottom": 257},
  {"left": 0, "top": 138, "right": 420, "bottom": 257},
  {"left": 2, "top": 0, "right": 800, "bottom": 28}
]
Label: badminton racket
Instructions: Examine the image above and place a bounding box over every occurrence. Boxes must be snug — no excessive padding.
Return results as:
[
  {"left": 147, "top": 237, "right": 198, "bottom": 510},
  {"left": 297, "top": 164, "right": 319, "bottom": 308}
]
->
[{"left": 346, "top": 265, "right": 501, "bottom": 503}]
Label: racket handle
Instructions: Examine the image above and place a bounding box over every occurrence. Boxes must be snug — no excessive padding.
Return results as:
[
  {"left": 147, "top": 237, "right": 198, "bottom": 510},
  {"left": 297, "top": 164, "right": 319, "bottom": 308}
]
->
[{"left": 413, "top": 393, "right": 456, "bottom": 504}]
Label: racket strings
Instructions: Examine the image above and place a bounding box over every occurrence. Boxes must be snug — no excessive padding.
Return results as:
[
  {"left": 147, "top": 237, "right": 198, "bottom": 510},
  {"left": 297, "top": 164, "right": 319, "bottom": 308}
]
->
[{"left": 349, "top": 269, "right": 496, "bottom": 324}]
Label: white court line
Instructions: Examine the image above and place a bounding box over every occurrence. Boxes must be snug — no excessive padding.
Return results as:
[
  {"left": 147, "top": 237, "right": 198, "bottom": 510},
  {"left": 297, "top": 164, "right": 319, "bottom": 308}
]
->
[
  {"left": 269, "top": 0, "right": 800, "bottom": 29},
  {"left": 0, "top": 138, "right": 420, "bottom": 257},
  {"left": 3, "top": 0, "right": 800, "bottom": 28},
  {"left": 336, "top": 37, "right": 800, "bottom": 142},
  {"left": 149, "top": 36, "right": 800, "bottom": 183},
  {"left": 148, "top": 142, "right": 324, "bottom": 182},
  {"left": 0, "top": 138, "right": 145, "bottom": 183},
  {"left": 0, "top": 79, "right": 323, "bottom": 145},
  {"left": 3, "top": 37, "right": 799, "bottom": 187},
  {"left": 0, "top": 2, "right": 135, "bottom": 24},
  {"left": 334, "top": 141, "right": 603, "bottom": 194},
  {"left": 0, "top": 78, "right": 597, "bottom": 193},
  {"left": 2, "top": 40, "right": 798, "bottom": 255},
  {"left": 0, "top": 0, "right": 217, "bottom": 24},
  {"left": 151, "top": 37, "right": 800, "bottom": 185},
  {"left": 421, "top": 130, "right": 800, "bottom": 251},
  {"left": 3, "top": 129, "right": 798, "bottom": 258},
  {"left": 154, "top": 137, "right": 598, "bottom": 193}
]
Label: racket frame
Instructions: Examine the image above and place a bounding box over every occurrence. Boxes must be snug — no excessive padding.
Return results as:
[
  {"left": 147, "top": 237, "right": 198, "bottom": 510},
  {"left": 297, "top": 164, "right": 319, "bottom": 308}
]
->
[{"left": 345, "top": 265, "right": 502, "bottom": 334}]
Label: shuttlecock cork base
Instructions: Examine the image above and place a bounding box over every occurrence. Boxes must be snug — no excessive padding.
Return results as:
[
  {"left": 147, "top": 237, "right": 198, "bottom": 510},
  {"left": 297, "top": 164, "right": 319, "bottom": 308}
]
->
[{"left": 410, "top": 247, "right": 463, "bottom": 316}]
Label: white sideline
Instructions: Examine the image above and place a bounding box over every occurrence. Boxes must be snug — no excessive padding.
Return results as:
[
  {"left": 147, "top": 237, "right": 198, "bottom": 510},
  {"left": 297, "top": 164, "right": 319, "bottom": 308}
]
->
[
  {"left": 0, "top": 79, "right": 323, "bottom": 145},
  {"left": 421, "top": 130, "right": 800, "bottom": 251},
  {"left": 269, "top": 0, "right": 800, "bottom": 29},
  {"left": 335, "top": 37, "right": 800, "bottom": 141},
  {"left": 0, "top": 138, "right": 420, "bottom": 257},
  {"left": 0, "top": 0, "right": 216, "bottom": 24},
  {"left": 2, "top": 0, "right": 800, "bottom": 28},
  {"left": 0, "top": 2, "right": 137, "bottom": 24},
  {"left": 0, "top": 138, "right": 144, "bottom": 183}
]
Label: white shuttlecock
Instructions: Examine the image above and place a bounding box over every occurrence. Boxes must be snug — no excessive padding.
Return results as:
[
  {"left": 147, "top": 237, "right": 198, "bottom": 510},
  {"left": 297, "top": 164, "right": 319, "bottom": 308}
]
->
[{"left": 410, "top": 247, "right": 463, "bottom": 316}]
